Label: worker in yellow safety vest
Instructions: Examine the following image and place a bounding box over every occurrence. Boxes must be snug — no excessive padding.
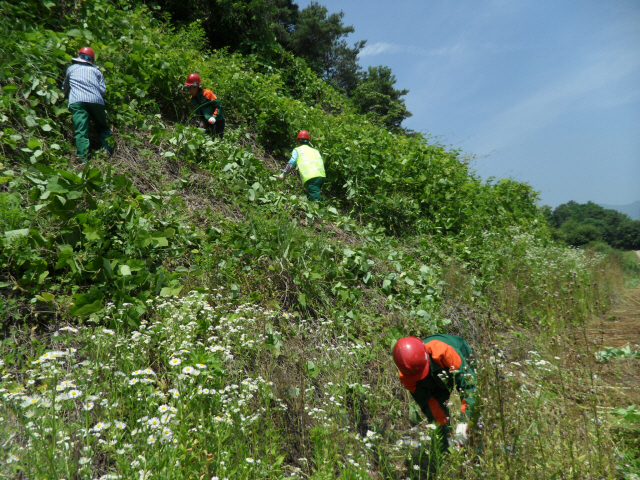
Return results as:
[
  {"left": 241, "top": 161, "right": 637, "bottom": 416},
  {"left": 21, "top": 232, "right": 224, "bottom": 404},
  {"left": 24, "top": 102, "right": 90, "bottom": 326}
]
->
[{"left": 277, "top": 130, "right": 326, "bottom": 201}]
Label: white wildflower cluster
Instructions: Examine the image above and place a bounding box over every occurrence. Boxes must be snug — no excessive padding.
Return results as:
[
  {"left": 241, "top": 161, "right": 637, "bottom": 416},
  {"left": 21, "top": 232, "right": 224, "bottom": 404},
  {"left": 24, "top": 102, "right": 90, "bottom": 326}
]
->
[
  {"left": 394, "top": 424, "right": 436, "bottom": 451},
  {"left": 0, "top": 290, "right": 290, "bottom": 478}
]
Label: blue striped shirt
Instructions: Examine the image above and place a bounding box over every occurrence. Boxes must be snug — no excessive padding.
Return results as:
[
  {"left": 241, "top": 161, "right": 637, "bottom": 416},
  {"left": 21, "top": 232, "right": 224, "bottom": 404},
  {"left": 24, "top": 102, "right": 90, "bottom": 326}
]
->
[{"left": 61, "top": 62, "right": 106, "bottom": 106}]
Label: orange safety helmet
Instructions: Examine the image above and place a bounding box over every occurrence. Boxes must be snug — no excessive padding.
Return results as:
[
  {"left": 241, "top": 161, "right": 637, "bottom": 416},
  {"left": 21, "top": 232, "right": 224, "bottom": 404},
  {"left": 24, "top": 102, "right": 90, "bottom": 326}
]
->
[
  {"left": 393, "top": 337, "right": 429, "bottom": 379},
  {"left": 296, "top": 130, "right": 310, "bottom": 141},
  {"left": 185, "top": 73, "right": 202, "bottom": 87},
  {"left": 77, "top": 47, "right": 95, "bottom": 63}
]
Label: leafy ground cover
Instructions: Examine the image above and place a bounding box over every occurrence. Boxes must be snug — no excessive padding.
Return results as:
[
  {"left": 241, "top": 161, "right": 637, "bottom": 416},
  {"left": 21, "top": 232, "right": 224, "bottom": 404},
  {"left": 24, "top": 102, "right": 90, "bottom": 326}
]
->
[{"left": 1, "top": 0, "right": 639, "bottom": 478}]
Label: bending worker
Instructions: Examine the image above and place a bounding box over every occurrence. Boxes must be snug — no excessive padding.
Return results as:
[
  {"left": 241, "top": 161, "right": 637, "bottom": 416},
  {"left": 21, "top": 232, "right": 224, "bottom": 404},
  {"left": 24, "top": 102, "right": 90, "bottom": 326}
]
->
[
  {"left": 61, "top": 47, "right": 113, "bottom": 162},
  {"left": 393, "top": 334, "right": 476, "bottom": 452},
  {"left": 184, "top": 73, "right": 225, "bottom": 138},
  {"left": 277, "top": 130, "right": 326, "bottom": 201}
]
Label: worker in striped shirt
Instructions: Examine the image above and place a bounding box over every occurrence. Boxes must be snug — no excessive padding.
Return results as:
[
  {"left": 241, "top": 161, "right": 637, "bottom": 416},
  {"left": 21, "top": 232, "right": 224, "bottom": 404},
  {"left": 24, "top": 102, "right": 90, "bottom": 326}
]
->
[{"left": 61, "top": 47, "right": 113, "bottom": 162}]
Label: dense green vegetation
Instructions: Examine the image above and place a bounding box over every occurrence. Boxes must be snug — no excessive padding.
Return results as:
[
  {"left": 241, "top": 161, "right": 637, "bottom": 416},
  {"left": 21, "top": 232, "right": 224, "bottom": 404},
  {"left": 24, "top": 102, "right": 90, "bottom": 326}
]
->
[
  {"left": 1, "top": 0, "right": 638, "bottom": 478},
  {"left": 545, "top": 201, "right": 640, "bottom": 250}
]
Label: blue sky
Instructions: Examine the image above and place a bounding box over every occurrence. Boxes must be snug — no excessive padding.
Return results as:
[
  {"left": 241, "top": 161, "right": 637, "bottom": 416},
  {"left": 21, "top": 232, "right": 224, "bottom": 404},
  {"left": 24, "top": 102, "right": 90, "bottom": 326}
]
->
[{"left": 298, "top": 0, "right": 640, "bottom": 207}]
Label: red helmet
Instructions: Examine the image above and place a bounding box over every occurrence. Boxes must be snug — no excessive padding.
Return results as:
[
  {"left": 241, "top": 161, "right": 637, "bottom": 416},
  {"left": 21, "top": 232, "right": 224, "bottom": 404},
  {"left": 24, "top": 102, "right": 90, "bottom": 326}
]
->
[
  {"left": 393, "top": 337, "right": 429, "bottom": 378},
  {"left": 77, "top": 47, "right": 95, "bottom": 63},
  {"left": 185, "top": 73, "right": 202, "bottom": 87},
  {"left": 297, "top": 130, "right": 310, "bottom": 141}
]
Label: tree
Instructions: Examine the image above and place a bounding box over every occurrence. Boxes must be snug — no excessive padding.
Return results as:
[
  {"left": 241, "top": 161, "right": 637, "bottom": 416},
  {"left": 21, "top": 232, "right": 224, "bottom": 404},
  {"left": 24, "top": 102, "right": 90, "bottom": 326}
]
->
[
  {"left": 547, "top": 201, "right": 640, "bottom": 249},
  {"left": 148, "top": 0, "right": 299, "bottom": 53},
  {"left": 351, "top": 65, "right": 412, "bottom": 133},
  {"left": 284, "top": 2, "right": 365, "bottom": 93}
]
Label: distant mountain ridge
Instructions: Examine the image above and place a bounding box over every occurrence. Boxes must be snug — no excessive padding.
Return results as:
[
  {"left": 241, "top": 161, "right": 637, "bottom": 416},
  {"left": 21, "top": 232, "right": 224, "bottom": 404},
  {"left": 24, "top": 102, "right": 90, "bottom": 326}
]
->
[{"left": 598, "top": 201, "right": 640, "bottom": 220}]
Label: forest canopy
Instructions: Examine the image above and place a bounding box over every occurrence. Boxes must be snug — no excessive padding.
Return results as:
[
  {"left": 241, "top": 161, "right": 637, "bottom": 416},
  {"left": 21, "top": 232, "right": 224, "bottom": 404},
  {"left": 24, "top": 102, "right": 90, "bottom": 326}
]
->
[{"left": 545, "top": 201, "right": 640, "bottom": 249}]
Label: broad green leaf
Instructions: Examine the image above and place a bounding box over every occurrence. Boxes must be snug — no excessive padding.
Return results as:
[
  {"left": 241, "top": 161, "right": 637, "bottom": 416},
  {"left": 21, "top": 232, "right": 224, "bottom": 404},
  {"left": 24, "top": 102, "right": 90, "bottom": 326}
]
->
[
  {"left": 69, "top": 299, "right": 103, "bottom": 316},
  {"left": 119, "top": 265, "right": 132, "bottom": 276},
  {"left": 151, "top": 236, "right": 168, "bottom": 247},
  {"left": 4, "top": 229, "right": 29, "bottom": 239},
  {"left": 27, "top": 137, "right": 42, "bottom": 149},
  {"left": 66, "top": 29, "right": 82, "bottom": 37},
  {"left": 46, "top": 181, "right": 68, "bottom": 193},
  {"left": 125, "top": 259, "right": 146, "bottom": 271},
  {"left": 160, "top": 286, "right": 183, "bottom": 297},
  {"left": 37, "top": 292, "right": 55, "bottom": 302},
  {"left": 1, "top": 85, "right": 18, "bottom": 94}
]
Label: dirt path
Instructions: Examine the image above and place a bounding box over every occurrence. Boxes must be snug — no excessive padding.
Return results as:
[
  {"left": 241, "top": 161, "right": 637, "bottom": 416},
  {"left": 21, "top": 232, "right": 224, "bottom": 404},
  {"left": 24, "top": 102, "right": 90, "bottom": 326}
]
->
[
  {"left": 636, "top": 250, "right": 640, "bottom": 262},
  {"left": 588, "top": 288, "right": 640, "bottom": 348},
  {"left": 586, "top": 287, "right": 640, "bottom": 405}
]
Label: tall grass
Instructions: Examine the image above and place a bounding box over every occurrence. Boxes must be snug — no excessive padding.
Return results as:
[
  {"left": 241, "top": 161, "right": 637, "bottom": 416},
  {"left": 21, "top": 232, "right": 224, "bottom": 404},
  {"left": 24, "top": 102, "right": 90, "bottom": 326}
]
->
[{"left": 0, "top": 248, "right": 631, "bottom": 479}]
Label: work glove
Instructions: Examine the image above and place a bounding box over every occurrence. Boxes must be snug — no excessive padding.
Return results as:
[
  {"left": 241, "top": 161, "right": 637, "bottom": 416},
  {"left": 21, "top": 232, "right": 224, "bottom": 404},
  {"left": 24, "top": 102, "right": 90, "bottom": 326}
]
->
[
  {"left": 208, "top": 117, "right": 216, "bottom": 125},
  {"left": 454, "top": 423, "right": 469, "bottom": 446}
]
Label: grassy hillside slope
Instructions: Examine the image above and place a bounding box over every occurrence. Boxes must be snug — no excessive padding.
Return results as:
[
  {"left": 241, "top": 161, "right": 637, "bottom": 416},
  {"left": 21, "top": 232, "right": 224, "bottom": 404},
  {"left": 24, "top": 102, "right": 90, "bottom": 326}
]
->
[{"left": 1, "top": 1, "right": 638, "bottom": 479}]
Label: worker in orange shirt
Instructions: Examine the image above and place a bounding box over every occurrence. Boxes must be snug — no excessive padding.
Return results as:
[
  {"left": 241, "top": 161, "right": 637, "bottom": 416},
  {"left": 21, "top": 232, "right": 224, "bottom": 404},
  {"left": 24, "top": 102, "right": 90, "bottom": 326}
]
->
[
  {"left": 393, "top": 334, "right": 476, "bottom": 453},
  {"left": 184, "top": 73, "right": 225, "bottom": 138}
]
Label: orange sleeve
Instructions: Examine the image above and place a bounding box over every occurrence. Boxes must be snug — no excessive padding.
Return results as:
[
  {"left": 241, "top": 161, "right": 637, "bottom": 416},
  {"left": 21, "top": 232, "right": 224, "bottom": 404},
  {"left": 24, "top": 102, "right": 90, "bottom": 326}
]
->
[
  {"left": 428, "top": 398, "right": 449, "bottom": 426},
  {"left": 202, "top": 90, "right": 217, "bottom": 101},
  {"left": 425, "top": 340, "right": 462, "bottom": 372},
  {"left": 202, "top": 90, "right": 219, "bottom": 116}
]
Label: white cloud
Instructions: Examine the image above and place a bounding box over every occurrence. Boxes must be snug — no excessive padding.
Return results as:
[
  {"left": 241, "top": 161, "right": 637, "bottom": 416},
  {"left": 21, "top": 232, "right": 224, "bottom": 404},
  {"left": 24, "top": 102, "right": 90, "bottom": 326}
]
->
[{"left": 359, "top": 42, "right": 403, "bottom": 57}]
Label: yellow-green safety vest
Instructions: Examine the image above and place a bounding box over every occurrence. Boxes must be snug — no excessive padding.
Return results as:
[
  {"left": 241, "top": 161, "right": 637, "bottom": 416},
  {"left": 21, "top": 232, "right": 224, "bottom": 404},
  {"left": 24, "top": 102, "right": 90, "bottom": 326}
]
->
[{"left": 295, "top": 145, "right": 326, "bottom": 185}]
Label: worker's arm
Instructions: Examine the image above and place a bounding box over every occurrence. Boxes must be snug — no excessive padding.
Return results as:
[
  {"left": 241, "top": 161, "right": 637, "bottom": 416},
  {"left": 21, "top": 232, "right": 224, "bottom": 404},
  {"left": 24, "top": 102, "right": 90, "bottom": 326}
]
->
[
  {"left": 426, "top": 340, "right": 476, "bottom": 420},
  {"left": 61, "top": 67, "right": 70, "bottom": 94},
  {"left": 453, "top": 362, "right": 476, "bottom": 419},
  {"left": 200, "top": 103, "right": 215, "bottom": 122},
  {"left": 97, "top": 69, "right": 107, "bottom": 98},
  {"left": 279, "top": 150, "right": 298, "bottom": 178},
  {"left": 211, "top": 98, "right": 222, "bottom": 120},
  {"left": 410, "top": 386, "right": 450, "bottom": 428}
]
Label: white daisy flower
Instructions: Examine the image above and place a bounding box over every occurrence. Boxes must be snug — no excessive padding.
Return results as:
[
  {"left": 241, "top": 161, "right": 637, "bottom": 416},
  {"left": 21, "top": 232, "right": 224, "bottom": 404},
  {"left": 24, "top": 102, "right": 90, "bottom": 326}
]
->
[
  {"left": 94, "top": 422, "right": 110, "bottom": 431},
  {"left": 115, "top": 421, "right": 126, "bottom": 430},
  {"left": 169, "top": 358, "right": 181, "bottom": 366},
  {"left": 147, "top": 417, "right": 160, "bottom": 429},
  {"left": 68, "top": 389, "right": 82, "bottom": 399},
  {"left": 147, "top": 435, "right": 157, "bottom": 445}
]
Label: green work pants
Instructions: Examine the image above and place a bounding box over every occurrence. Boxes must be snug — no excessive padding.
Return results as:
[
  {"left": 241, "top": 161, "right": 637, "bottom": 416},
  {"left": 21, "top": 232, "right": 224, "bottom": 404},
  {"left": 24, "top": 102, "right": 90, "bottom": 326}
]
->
[
  {"left": 69, "top": 102, "right": 112, "bottom": 160},
  {"left": 304, "top": 176, "right": 325, "bottom": 201}
]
